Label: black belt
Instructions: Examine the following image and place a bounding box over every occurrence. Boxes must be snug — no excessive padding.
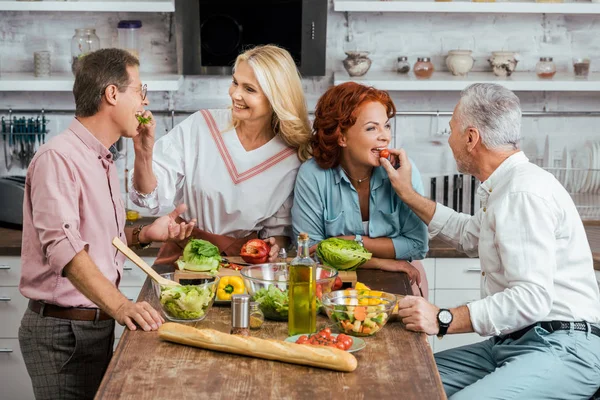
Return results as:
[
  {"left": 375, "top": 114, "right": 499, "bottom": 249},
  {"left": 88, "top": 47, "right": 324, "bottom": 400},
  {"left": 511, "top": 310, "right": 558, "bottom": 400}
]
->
[{"left": 504, "top": 320, "right": 600, "bottom": 341}]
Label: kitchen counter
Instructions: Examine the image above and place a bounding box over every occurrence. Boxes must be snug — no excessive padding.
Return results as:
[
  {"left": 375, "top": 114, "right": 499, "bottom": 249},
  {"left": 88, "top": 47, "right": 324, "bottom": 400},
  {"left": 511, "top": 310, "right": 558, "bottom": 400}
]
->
[
  {"left": 2, "top": 222, "right": 599, "bottom": 270},
  {"left": 95, "top": 265, "right": 446, "bottom": 400}
]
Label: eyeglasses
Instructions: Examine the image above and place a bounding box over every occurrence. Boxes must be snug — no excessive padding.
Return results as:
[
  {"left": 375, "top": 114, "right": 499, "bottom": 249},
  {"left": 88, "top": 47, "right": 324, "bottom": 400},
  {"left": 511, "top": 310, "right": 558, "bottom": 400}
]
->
[{"left": 102, "top": 83, "right": 147, "bottom": 101}]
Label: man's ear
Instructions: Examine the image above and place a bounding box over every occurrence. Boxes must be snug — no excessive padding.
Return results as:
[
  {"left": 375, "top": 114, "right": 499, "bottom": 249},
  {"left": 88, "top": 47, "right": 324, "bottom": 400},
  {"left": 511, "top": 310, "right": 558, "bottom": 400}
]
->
[
  {"left": 103, "top": 84, "right": 119, "bottom": 107},
  {"left": 466, "top": 127, "right": 480, "bottom": 152}
]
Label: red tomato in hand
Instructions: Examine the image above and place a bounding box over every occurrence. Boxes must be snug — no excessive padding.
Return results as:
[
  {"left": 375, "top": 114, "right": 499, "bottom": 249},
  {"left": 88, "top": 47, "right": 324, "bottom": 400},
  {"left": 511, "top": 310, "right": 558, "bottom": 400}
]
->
[
  {"left": 379, "top": 149, "right": 390, "bottom": 159},
  {"left": 240, "top": 239, "right": 271, "bottom": 264}
]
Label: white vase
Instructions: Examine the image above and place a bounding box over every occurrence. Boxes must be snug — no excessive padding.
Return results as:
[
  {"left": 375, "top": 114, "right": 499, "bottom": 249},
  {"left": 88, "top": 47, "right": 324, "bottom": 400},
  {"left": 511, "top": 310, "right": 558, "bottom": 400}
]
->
[
  {"left": 446, "top": 50, "right": 474, "bottom": 76},
  {"left": 488, "top": 51, "right": 519, "bottom": 77}
]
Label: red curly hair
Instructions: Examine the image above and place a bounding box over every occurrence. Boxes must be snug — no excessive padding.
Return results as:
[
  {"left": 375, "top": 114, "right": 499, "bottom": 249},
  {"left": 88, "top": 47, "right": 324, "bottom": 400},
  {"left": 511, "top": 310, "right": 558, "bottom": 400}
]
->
[{"left": 311, "top": 82, "right": 396, "bottom": 169}]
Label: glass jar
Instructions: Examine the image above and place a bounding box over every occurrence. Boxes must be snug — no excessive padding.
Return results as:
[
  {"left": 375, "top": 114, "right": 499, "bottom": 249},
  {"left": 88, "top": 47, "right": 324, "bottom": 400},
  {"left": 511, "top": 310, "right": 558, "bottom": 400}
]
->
[
  {"left": 71, "top": 28, "right": 100, "bottom": 74},
  {"left": 118, "top": 20, "right": 142, "bottom": 59},
  {"left": 249, "top": 302, "right": 265, "bottom": 330},
  {"left": 397, "top": 56, "right": 410, "bottom": 74},
  {"left": 536, "top": 57, "right": 556, "bottom": 79},
  {"left": 414, "top": 57, "right": 434, "bottom": 79}
]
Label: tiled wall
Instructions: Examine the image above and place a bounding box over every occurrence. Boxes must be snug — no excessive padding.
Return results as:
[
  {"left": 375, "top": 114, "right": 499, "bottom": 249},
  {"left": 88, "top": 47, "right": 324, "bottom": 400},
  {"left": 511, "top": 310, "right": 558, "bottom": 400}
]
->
[{"left": 1, "top": 2, "right": 600, "bottom": 215}]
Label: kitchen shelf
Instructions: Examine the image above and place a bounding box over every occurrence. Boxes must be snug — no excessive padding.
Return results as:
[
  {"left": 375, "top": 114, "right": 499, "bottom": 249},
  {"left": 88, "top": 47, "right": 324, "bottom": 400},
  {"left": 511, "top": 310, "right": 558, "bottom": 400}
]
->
[
  {"left": 334, "top": 0, "right": 600, "bottom": 14},
  {"left": 0, "top": 0, "right": 174, "bottom": 12},
  {"left": 334, "top": 71, "right": 600, "bottom": 91},
  {"left": 0, "top": 73, "right": 183, "bottom": 91}
]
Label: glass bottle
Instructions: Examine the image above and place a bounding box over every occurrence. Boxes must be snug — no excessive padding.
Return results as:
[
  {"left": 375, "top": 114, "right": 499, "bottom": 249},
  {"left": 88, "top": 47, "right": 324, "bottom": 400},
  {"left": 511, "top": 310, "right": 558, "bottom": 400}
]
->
[
  {"left": 249, "top": 301, "right": 265, "bottom": 330},
  {"left": 536, "top": 57, "right": 556, "bottom": 79},
  {"left": 288, "top": 232, "right": 317, "bottom": 336},
  {"left": 397, "top": 56, "right": 410, "bottom": 74},
  {"left": 71, "top": 28, "right": 100, "bottom": 75},
  {"left": 414, "top": 57, "right": 434, "bottom": 79}
]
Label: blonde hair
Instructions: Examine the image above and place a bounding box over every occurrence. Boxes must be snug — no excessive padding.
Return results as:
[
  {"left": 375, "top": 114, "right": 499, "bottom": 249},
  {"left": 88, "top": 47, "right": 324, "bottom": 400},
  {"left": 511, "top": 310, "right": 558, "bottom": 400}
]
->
[{"left": 233, "top": 45, "right": 312, "bottom": 161}]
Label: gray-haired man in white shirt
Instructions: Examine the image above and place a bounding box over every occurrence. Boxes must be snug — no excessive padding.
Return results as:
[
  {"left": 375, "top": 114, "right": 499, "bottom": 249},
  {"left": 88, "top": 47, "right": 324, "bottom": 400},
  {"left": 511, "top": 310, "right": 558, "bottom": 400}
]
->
[{"left": 382, "top": 83, "right": 600, "bottom": 399}]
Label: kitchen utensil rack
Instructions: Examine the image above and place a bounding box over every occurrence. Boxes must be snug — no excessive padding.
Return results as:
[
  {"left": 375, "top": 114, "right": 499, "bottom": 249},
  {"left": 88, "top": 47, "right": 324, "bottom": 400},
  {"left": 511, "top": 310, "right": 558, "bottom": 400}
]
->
[{"left": 1, "top": 109, "right": 49, "bottom": 170}]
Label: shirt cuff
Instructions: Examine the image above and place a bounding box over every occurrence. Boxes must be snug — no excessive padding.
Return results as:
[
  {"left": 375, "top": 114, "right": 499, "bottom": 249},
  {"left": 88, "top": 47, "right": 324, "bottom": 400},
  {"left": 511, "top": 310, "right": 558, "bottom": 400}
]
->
[
  {"left": 467, "top": 299, "right": 500, "bottom": 337},
  {"left": 47, "top": 223, "right": 89, "bottom": 275},
  {"left": 428, "top": 203, "right": 454, "bottom": 239},
  {"left": 128, "top": 175, "right": 160, "bottom": 214}
]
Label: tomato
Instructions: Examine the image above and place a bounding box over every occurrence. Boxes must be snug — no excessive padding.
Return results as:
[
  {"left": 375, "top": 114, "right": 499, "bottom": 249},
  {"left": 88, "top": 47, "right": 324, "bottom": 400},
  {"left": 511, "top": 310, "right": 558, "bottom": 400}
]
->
[
  {"left": 322, "top": 328, "right": 332, "bottom": 336},
  {"left": 296, "top": 335, "right": 309, "bottom": 344},
  {"left": 379, "top": 149, "right": 390, "bottom": 159},
  {"left": 240, "top": 239, "right": 271, "bottom": 264},
  {"left": 336, "top": 342, "right": 347, "bottom": 350},
  {"left": 332, "top": 276, "right": 343, "bottom": 291}
]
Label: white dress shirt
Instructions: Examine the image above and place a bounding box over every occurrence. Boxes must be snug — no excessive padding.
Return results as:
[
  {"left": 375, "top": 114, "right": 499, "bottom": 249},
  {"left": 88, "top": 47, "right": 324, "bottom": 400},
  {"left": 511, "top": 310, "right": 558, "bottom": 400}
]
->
[
  {"left": 429, "top": 152, "right": 600, "bottom": 336},
  {"left": 130, "top": 109, "right": 300, "bottom": 239}
]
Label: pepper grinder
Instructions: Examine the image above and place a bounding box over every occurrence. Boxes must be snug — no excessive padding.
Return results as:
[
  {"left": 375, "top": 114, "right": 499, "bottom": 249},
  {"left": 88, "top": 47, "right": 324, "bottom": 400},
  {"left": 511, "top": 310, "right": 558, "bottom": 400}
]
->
[{"left": 231, "top": 294, "right": 250, "bottom": 336}]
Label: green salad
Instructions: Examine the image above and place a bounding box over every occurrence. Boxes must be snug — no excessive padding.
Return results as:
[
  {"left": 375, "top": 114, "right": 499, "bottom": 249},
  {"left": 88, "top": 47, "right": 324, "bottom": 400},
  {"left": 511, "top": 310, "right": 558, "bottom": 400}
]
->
[
  {"left": 252, "top": 284, "right": 324, "bottom": 321},
  {"left": 159, "top": 285, "right": 213, "bottom": 320}
]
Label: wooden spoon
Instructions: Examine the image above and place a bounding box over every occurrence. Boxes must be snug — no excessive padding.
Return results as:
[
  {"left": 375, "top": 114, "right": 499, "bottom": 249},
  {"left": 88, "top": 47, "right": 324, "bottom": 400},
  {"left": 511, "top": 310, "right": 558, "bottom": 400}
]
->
[{"left": 112, "top": 237, "right": 180, "bottom": 287}]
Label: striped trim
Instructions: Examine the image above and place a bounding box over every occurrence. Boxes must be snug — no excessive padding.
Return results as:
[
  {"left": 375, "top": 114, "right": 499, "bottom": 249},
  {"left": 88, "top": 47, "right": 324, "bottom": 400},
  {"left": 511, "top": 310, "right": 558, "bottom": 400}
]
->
[{"left": 201, "top": 109, "right": 296, "bottom": 185}]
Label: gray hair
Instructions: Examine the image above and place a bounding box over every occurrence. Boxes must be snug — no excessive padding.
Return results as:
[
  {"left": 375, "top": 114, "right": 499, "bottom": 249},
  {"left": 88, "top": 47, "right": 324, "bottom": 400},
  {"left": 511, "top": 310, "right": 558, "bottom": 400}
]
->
[{"left": 457, "top": 83, "right": 522, "bottom": 151}]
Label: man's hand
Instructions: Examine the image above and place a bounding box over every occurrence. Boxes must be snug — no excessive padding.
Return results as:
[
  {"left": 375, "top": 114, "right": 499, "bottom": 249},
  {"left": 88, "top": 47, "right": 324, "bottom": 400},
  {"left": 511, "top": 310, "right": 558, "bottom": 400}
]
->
[
  {"left": 140, "top": 203, "right": 196, "bottom": 243},
  {"left": 133, "top": 110, "right": 156, "bottom": 156},
  {"left": 379, "top": 259, "right": 422, "bottom": 286},
  {"left": 397, "top": 295, "right": 440, "bottom": 335},
  {"left": 265, "top": 237, "right": 280, "bottom": 262},
  {"left": 115, "top": 300, "right": 164, "bottom": 331},
  {"left": 380, "top": 149, "right": 414, "bottom": 199}
]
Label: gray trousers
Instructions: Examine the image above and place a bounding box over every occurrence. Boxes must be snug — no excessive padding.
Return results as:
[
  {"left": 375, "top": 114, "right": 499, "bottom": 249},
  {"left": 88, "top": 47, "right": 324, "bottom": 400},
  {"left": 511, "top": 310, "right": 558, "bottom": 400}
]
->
[{"left": 18, "top": 308, "right": 115, "bottom": 400}]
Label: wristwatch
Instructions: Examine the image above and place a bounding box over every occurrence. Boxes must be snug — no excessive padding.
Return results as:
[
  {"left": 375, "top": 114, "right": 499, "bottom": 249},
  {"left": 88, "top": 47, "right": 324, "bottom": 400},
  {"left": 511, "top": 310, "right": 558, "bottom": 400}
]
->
[
  {"left": 354, "top": 234, "right": 364, "bottom": 247},
  {"left": 132, "top": 224, "right": 152, "bottom": 249},
  {"left": 436, "top": 309, "right": 453, "bottom": 339}
]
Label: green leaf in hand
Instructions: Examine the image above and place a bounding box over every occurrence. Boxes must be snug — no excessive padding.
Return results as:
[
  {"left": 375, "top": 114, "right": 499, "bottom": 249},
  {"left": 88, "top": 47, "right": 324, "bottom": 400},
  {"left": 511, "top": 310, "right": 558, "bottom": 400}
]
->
[{"left": 136, "top": 115, "right": 152, "bottom": 125}]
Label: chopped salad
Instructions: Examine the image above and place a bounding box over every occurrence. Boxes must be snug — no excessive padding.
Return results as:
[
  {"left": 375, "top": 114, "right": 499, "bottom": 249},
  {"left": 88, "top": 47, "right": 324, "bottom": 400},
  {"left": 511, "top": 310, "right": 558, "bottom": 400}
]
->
[
  {"left": 330, "top": 304, "right": 389, "bottom": 336},
  {"left": 159, "top": 284, "right": 214, "bottom": 320}
]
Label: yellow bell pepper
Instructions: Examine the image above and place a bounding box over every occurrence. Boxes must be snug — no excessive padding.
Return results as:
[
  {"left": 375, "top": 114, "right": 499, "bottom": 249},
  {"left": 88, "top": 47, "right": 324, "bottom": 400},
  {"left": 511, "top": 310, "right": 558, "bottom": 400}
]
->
[{"left": 217, "top": 276, "right": 245, "bottom": 301}]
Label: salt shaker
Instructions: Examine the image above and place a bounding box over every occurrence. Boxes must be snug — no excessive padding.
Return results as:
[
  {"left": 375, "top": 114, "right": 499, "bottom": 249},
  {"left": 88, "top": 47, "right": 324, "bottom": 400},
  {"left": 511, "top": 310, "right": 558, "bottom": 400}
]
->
[{"left": 231, "top": 294, "right": 250, "bottom": 336}]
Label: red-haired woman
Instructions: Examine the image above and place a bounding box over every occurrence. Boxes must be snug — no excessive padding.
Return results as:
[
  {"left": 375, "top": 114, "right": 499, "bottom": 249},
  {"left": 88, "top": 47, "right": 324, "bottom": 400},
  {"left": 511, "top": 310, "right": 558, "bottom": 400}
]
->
[{"left": 291, "top": 82, "right": 429, "bottom": 296}]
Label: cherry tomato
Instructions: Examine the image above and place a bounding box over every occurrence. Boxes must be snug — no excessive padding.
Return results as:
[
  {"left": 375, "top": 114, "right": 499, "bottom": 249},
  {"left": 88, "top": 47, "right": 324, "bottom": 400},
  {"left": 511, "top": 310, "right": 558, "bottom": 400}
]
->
[
  {"left": 296, "top": 335, "right": 309, "bottom": 344},
  {"left": 322, "top": 328, "right": 332, "bottom": 336},
  {"left": 336, "top": 342, "right": 346, "bottom": 350},
  {"left": 379, "top": 149, "right": 390, "bottom": 159}
]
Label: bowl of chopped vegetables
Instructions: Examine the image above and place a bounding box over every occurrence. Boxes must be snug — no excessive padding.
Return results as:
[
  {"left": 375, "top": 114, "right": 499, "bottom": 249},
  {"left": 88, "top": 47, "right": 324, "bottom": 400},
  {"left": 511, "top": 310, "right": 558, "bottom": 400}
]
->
[
  {"left": 153, "top": 272, "right": 219, "bottom": 322},
  {"left": 239, "top": 263, "right": 339, "bottom": 321},
  {"left": 321, "top": 289, "right": 397, "bottom": 336}
]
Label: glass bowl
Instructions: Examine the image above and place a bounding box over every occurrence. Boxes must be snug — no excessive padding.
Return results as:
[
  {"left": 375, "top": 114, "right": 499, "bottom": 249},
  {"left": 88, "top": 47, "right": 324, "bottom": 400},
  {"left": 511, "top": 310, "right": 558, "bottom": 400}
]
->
[
  {"left": 321, "top": 289, "right": 398, "bottom": 336},
  {"left": 239, "top": 263, "right": 339, "bottom": 321},
  {"left": 152, "top": 272, "right": 219, "bottom": 322}
]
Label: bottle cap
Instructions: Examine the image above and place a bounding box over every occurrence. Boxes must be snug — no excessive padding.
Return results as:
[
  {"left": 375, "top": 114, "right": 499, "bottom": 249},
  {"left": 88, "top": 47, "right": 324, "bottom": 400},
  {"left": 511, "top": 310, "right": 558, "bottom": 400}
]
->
[
  {"left": 398, "top": 56, "right": 408, "bottom": 61},
  {"left": 539, "top": 57, "right": 553, "bottom": 62},
  {"left": 417, "top": 57, "right": 431, "bottom": 62},
  {"left": 118, "top": 20, "right": 143, "bottom": 29},
  {"left": 231, "top": 294, "right": 250, "bottom": 328}
]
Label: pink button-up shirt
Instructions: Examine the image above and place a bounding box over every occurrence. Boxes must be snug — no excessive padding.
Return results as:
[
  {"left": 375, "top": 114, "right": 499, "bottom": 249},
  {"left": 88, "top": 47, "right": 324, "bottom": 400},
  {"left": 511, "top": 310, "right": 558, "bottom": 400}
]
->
[{"left": 20, "top": 118, "right": 126, "bottom": 308}]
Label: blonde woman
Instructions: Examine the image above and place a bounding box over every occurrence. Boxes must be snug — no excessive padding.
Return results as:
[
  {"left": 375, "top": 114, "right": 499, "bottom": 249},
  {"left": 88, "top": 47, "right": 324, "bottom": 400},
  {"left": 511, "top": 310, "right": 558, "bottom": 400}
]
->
[{"left": 131, "top": 45, "right": 311, "bottom": 263}]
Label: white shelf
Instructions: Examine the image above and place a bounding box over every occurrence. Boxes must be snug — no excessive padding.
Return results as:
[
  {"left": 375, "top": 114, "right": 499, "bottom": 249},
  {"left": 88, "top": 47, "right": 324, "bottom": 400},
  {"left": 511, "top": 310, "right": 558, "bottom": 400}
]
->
[
  {"left": 0, "top": 73, "right": 183, "bottom": 91},
  {"left": 334, "top": 71, "right": 600, "bottom": 91},
  {"left": 0, "top": 0, "right": 174, "bottom": 12},
  {"left": 334, "top": 0, "right": 600, "bottom": 14}
]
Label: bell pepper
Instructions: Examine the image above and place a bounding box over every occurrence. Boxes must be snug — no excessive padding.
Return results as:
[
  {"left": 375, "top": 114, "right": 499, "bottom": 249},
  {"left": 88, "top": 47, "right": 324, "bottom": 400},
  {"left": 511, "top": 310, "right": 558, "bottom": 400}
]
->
[
  {"left": 217, "top": 276, "right": 245, "bottom": 301},
  {"left": 240, "top": 239, "right": 271, "bottom": 264}
]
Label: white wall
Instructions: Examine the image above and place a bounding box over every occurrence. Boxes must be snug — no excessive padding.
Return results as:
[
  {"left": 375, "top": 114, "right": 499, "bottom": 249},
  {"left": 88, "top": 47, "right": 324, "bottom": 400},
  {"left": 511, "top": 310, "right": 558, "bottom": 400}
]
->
[{"left": 1, "top": 2, "right": 599, "bottom": 215}]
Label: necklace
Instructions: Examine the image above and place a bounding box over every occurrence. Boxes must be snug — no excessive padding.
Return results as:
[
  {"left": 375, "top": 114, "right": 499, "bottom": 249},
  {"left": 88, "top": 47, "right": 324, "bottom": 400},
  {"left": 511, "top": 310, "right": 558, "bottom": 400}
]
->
[{"left": 341, "top": 167, "right": 370, "bottom": 184}]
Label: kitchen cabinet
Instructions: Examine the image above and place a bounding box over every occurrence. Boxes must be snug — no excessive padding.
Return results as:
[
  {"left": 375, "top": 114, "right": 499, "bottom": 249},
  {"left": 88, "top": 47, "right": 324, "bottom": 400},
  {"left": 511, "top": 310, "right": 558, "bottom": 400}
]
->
[
  {"left": 0, "top": 0, "right": 175, "bottom": 12},
  {"left": 0, "top": 255, "right": 153, "bottom": 397}
]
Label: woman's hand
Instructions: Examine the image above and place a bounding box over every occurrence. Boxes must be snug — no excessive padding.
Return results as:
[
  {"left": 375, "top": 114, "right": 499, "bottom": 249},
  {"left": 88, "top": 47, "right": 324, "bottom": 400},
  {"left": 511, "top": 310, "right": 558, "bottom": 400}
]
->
[
  {"left": 379, "top": 259, "right": 422, "bottom": 286},
  {"left": 265, "top": 237, "right": 280, "bottom": 262},
  {"left": 132, "top": 109, "right": 156, "bottom": 156},
  {"left": 139, "top": 204, "right": 196, "bottom": 244}
]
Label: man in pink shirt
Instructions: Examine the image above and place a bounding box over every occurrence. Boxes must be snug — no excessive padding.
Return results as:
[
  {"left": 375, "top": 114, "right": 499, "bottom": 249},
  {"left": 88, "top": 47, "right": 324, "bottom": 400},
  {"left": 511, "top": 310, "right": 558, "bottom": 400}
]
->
[{"left": 18, "top": 48, "right": 195, "bottom": 400}]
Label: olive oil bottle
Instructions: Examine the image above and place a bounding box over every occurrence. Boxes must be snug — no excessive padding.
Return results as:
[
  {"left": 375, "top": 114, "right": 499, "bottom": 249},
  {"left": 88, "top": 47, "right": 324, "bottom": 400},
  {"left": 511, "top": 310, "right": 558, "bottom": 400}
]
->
[{"left": 288, "top": 232, "right": 317, "bottom": 336}]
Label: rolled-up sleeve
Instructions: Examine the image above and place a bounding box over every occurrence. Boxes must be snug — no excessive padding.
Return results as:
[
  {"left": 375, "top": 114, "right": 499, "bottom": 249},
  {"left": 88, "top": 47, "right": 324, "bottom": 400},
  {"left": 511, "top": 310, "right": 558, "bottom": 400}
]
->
[
  {"left": 30, "top": 151, "right": 88, "bottom": 274},
  {"left": 391, "top": 161, "right": 428, "bottom": 260}
]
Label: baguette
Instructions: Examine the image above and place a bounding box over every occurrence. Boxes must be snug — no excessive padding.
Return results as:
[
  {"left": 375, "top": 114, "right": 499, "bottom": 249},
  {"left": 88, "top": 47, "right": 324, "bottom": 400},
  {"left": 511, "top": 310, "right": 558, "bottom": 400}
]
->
[{"left": 158, "top": 322, "right": 357, "bottom": 372}]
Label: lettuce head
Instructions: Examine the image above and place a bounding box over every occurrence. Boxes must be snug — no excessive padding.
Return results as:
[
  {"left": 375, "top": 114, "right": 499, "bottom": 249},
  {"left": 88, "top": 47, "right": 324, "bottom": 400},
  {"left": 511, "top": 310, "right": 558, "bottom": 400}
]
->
[
  {"left": 316, "top": 238, "right": 372, "bottom": 271},
  {"left": 159, "top": 285, "right": 213, "bottom": 320},
  {"left": 176, "top": 239, "right": 221, "bottom": 275}
]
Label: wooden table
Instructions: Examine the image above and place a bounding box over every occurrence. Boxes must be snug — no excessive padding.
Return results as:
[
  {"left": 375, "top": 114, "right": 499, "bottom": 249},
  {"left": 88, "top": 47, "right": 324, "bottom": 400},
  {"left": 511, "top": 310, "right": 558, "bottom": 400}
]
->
[{"left": 96, "top": 265, "right": 446, "bottom": 400}]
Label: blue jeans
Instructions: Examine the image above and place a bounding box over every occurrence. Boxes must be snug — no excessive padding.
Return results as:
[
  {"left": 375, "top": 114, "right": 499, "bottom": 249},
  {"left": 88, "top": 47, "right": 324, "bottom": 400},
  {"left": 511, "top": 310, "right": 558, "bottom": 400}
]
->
[{"left": 435, "top": 324, "right": 600, "bottom": 400}]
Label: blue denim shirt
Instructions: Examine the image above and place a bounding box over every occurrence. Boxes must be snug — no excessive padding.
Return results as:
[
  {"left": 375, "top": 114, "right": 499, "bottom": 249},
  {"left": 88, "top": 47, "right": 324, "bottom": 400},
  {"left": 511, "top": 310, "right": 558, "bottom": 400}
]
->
[{"left": 291, "top": 158, "right": 429, "bottom": 260}]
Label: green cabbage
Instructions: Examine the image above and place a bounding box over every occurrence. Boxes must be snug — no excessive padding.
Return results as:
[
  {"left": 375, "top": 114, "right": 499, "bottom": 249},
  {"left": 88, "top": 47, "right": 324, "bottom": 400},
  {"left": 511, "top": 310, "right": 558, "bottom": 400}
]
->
[
  {"left": 316, "top": 238, "right": 372, "bottom": 271},
  {"left": 176, "top": 239, "right": 222, "bottom": 275},
  {"left": 159, "top": 285, "right": 213, "bottom": 320}
]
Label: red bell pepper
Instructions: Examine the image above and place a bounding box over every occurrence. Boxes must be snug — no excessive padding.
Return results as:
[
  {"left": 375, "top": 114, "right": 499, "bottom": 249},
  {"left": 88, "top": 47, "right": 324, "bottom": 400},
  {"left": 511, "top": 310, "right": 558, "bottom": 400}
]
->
[{"left": 240, "top": 239, "right": 271, "bottom": 264}]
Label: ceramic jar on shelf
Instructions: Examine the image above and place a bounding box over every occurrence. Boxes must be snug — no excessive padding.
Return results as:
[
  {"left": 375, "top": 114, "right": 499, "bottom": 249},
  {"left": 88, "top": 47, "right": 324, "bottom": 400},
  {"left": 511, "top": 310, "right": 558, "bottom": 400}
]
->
[
  {"left": 488, "top": 51, "right": 519, "bottom": 77},
  {"left": 414, "top": 57, "right": 434, "bottom": 79},
  {"left": 342, "top": 51, "right": 372, "bottom": 77},
  {"left": 446, "top": 50, "right": 474, "bottom": 76},
  {"left": 536, "top": 57, "right": 556, "bottom": 79}
]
